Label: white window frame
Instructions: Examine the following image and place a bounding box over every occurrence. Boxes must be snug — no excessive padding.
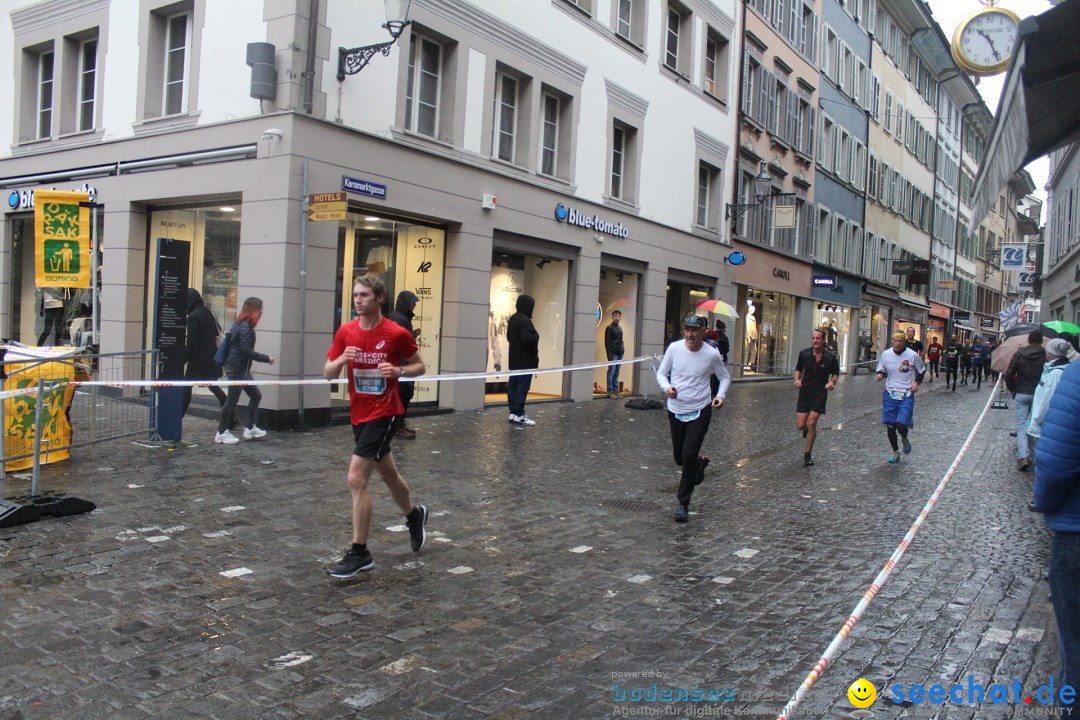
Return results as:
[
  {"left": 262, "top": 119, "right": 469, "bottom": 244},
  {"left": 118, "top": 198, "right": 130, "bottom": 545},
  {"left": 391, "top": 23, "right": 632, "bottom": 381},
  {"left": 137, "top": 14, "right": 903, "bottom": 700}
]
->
[
  {"left": 78, "top": 38, "right": 97, "bottom": 132},
  {"left": 37, "top": 50, "right": 54, "bottom": 139},
  {"left": 540, "top": 93, "right": 560, "bottom": 177},
  {"left": 493, "top": 72, "right": 519, "bottom": 163},
  {"left": 405, "top": 34, "right": 443, "bottom": 138},
  {"left": 162, "top": 11, "right": 190, "bottom": 116}
]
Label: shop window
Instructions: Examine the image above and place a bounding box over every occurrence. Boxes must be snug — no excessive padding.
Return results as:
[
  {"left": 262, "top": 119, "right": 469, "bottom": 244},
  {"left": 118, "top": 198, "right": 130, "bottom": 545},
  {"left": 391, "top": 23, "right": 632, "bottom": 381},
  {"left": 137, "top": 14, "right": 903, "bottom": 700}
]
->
[
  {"left": 7, "top": 214, "right": 102, "bottom": 347},
  {"left": 332, "top": 215, "right": 446, "bottom": 406},
  {"left": 743, "top": 290, "right": 794, "bottom": 375},
  {"left": 814, "top": 302, "right": 850, "bottom": 367},
  {"left": 595, "top": 269, "right": 639, "bottom": 395},
  {"left": 486, "top": 251, "right": 569, "bottom": 404}
]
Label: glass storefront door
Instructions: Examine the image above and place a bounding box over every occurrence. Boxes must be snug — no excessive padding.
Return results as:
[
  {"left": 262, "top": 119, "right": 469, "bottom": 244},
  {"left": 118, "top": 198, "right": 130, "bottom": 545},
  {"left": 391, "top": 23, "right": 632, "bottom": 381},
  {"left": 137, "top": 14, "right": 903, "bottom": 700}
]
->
[{"left": 594, "top": 269, "right": 639, "bottom": 396}]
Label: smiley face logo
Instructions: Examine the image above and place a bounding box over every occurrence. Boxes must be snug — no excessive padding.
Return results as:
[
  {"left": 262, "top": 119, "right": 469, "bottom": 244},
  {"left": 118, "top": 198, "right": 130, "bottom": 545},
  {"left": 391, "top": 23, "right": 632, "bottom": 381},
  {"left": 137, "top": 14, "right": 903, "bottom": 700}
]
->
[{"left": 847, "top": 678, "right": 877, "bottom": 709}]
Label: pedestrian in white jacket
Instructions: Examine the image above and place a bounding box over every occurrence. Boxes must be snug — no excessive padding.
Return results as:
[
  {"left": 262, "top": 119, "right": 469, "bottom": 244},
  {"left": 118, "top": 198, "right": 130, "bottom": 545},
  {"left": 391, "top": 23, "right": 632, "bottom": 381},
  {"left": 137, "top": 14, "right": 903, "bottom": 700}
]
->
[{"left": 1029, "top": 339, "right": 1073, "bottom": 439}]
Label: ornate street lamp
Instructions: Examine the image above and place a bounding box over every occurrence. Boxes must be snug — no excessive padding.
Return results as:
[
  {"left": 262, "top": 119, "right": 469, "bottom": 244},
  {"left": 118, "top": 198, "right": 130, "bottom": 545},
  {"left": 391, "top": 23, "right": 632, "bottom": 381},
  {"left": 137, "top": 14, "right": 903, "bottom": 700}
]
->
[
  {"left": 725, "top": 161, "right": 773, "bottom": 220},
  {"left": 337, "top": 0, "right": 413, "bottom": 81}
]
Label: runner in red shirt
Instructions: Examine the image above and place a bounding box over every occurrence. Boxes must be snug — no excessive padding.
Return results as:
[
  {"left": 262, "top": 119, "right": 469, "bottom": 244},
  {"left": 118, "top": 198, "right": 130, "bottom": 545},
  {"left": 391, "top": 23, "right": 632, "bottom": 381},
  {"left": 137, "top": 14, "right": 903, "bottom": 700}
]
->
[
  {"left": 925, "top": 336, "right": 943, "bottom": 382},
  {"left": 324, "top": 275, "right": 429, "bottom": 578}
]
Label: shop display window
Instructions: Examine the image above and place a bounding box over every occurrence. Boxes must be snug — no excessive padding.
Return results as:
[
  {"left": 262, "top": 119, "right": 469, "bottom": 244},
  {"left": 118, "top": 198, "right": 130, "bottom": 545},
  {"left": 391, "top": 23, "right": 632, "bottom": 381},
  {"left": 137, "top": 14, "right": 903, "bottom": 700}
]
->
[
  {"left": 594, "top": 270, "right": 638, "bottom": 395},
  {"left": 813, "top": 303, "right": 851, "bottom": 369},
  {"left": 664, "top": 282, "right": 709, "bottom": 347},
  {"left": 743, "top": 290, "right": 793, "bottom": 375},
  {"left": 332, "top": 215, "right": 445, "bottom": 405},
  {"left": 8, "top": 213, "right": 102, "bottom": 347},
  {"left": 485, "top": 251, "right": 568, "bottom": 403}
]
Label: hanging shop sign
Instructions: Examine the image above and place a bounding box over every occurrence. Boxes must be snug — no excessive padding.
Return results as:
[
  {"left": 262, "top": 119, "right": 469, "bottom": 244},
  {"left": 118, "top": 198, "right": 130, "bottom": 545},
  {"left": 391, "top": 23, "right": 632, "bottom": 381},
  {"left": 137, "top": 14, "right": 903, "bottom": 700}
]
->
[{"left": 554, "top": 203, "right": 629, "bottom": 238}]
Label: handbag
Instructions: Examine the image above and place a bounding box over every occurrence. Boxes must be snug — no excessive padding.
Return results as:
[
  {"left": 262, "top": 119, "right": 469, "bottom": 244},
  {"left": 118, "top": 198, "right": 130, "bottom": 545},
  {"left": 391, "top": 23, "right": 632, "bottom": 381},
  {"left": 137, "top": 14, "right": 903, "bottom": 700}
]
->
[{"left": 213, "top": 330, "right": 232, "bottom": 366}]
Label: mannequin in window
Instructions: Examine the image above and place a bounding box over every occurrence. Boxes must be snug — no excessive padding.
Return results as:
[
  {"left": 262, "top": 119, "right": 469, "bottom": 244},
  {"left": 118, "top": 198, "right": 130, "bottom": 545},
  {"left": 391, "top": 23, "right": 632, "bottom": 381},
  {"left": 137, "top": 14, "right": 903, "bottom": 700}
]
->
[
  {"left": 37, "top": 287, "right": 68, "bottom": 346},
  {"left": 825, "top": 320, "right": 838, "bottom": 353}
]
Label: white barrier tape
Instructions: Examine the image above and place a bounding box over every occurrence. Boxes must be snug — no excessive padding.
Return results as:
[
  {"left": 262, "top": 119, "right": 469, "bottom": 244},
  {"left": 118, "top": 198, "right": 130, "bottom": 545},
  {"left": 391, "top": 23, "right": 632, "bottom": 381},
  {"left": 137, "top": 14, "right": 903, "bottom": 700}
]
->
[
  {"left": 775, "top": 378, "right": 1002, "bottom": 719},
  {"left": 62, "top": 354, "right": 660, "bottom": 389}
]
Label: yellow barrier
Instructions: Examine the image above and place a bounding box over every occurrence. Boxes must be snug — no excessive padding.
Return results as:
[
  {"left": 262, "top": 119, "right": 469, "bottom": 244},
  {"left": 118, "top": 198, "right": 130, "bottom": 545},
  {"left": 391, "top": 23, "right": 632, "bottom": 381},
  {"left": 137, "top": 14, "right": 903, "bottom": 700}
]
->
[{"left": 2, "top": 348, "right": 79, "bottom": 471}]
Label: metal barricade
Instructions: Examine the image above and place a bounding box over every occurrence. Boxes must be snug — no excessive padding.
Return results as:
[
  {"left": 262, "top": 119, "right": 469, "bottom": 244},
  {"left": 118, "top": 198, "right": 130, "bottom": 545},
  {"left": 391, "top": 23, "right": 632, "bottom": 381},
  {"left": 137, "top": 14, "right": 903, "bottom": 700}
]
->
[{"left": 1, "top": 349, "right": 158, "bottom": 490}]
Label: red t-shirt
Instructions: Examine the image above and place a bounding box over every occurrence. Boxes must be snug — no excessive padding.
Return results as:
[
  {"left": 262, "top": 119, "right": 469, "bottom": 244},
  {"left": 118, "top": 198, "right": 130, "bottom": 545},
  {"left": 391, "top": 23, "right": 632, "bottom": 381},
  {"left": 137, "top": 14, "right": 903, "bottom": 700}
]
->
[
  {"left": 926, "top": 342, "right": 943, "bottom": 360},
  {"left": 327, "top": 317, "right": 419, "bottom": 424}
]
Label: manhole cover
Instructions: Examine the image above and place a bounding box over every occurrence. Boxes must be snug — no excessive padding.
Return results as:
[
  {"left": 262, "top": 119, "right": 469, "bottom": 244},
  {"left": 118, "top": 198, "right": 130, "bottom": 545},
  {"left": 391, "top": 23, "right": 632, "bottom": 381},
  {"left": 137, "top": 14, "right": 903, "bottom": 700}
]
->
[{"left": 601, "top": 499, "right": 660, "bottom": 512}]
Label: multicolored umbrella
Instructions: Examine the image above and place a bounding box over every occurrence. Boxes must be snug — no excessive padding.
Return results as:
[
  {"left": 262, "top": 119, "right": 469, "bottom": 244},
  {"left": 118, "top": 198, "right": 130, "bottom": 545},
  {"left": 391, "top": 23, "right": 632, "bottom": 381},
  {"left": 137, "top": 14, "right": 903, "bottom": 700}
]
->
[
  {"left": 1041, "top": 320, "right": 1080, "bottom": 337},
  {"left": 695, "top": 299, "right": 739, "bottom": 318}
]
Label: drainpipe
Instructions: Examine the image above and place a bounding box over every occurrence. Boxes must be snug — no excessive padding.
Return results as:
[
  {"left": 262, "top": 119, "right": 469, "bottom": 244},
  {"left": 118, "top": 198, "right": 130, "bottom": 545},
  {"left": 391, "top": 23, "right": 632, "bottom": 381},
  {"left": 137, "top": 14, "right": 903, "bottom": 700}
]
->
[{"left": 303, "top": 0, "right": 320, "bottom": 114}]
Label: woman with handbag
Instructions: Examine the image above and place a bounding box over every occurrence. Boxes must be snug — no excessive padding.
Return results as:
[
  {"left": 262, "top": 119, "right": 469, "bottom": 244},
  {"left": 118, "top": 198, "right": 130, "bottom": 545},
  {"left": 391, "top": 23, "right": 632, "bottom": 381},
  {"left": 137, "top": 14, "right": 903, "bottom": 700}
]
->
[
  {"left": 183, "top": 288, "right": 227, "bottom": 418},
  {"left": 215, "top": 297, "right": 275, "bottom": 444}
]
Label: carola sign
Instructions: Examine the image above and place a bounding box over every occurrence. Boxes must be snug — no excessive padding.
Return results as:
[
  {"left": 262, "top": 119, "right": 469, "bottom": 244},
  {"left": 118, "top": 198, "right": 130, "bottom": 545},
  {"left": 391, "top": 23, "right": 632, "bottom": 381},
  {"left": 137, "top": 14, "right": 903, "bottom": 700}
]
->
[{"left": 554, "top": 203, "right": 629, "bottom": 238}]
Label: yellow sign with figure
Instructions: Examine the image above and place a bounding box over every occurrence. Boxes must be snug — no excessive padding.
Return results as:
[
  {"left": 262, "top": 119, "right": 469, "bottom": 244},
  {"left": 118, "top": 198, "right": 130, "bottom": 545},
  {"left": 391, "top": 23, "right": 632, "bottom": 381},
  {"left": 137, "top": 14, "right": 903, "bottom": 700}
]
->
[
  {"left": 3, "top": 352, "right": 76, "bottom": 471},
  {"left": 35, "top": 190, "right": 91, "bottom": 288}
]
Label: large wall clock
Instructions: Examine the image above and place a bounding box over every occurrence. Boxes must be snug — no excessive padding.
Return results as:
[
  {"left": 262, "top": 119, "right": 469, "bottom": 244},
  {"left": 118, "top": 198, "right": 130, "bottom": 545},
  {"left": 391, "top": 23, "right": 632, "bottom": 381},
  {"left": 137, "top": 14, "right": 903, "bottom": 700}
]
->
[{"left": 951, "top": 4, "right": 1021, "bottom": 77}]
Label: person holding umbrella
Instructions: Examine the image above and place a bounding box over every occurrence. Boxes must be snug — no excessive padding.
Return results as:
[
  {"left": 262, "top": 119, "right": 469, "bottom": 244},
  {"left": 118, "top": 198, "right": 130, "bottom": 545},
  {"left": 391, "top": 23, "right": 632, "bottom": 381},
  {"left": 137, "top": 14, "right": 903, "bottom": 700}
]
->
[{"left": 1004, "top": 331, "right": 1047, "bottom": 471}]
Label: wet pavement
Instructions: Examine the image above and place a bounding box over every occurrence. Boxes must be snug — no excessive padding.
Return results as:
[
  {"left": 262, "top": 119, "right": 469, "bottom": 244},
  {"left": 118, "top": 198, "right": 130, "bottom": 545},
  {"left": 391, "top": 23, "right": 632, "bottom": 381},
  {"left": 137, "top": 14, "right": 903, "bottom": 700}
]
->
[{"left": 0, "top": 373, "right": 1062, "bottom": 719}]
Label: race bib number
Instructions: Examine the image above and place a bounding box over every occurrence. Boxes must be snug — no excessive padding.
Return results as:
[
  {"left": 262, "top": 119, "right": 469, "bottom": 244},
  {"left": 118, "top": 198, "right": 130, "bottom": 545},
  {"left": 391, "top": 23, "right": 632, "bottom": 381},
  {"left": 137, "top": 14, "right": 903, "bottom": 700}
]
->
[
  {"left": 889, "top": 389, "right": 908, "bottom": 401},
  {"left": 352, "top": 368, "right": 386, "bottom": 395},
  {"left": 674, "top": 409, "right": 701, "bottom": 422}
]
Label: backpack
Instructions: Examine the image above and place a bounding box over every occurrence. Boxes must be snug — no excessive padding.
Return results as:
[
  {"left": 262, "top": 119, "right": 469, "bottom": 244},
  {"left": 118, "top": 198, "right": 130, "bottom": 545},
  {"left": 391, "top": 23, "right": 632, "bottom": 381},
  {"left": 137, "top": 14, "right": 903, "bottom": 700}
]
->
[{"left": 213, "top": 330, "right": 231, "bottom": 366}]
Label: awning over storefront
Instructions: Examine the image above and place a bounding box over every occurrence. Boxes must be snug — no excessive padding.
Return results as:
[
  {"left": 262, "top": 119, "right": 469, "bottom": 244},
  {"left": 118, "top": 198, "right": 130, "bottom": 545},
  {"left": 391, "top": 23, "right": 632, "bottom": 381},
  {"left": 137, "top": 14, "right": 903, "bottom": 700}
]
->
[
  {"left": 861, "top": 282, "right": 901, "bottom": 302},
  {"left": 969, "top": 0, "right": 1080, "bottom": 230}
]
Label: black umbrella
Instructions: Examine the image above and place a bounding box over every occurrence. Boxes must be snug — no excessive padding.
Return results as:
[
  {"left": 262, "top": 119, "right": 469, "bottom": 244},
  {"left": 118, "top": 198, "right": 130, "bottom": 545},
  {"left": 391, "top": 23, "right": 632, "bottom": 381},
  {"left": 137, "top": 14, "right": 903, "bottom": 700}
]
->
[{"left": 1004, "top": 323, "right": 1040, "bottom": 339}]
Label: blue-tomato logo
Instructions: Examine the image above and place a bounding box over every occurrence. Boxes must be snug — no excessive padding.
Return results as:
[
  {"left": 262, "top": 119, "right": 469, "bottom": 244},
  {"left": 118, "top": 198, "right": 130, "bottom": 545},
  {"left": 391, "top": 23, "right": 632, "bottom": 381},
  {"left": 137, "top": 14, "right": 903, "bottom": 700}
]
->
[{"left": 554, "top": 204, "right": 568, "bottom": 221}]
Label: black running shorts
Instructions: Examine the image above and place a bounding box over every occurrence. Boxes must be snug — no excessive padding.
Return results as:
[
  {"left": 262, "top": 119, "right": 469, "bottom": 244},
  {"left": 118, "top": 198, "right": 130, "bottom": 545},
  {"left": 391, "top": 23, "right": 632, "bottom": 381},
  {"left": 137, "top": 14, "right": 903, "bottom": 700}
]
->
[
  {"left": 352, "top": 415, "right": 401, "bottom": 461},
  {"left": 796, "top": 387, "right": 828, "bottom": 415}
]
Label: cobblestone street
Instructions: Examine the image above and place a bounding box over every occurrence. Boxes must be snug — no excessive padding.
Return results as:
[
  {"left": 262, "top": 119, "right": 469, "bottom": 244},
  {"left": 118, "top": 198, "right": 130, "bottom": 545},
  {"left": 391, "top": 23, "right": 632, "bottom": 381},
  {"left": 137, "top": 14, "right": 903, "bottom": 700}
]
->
[{"left": 0, "top": 374, "right": 1061, "bottom": 719}]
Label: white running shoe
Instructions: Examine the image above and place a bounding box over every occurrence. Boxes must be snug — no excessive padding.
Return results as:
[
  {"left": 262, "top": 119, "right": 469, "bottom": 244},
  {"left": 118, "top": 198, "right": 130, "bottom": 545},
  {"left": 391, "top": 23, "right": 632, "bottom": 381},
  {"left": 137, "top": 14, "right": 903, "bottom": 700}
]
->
[
  {"left": 215, "top": 430, "right": 240, "bottom": 445},
  {"left": 508, "top": 413, "right": 519, "bottom": 423},
  {"left": 516, "top": 415, "right": 536, "bottom": 426},
  {"left": 243, "top": 426, "right": 267, "bottom": 439}
]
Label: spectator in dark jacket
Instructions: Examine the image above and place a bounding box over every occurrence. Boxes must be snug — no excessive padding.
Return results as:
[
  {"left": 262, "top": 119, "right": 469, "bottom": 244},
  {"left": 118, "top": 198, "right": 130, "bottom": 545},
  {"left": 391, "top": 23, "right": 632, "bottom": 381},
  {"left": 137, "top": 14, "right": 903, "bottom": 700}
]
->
[
  {"left": 183, "top": 288, "right": 227, "bottom": 417},
  {"left": 506, "top": 294, "right": 539, "bottom": 426},
  {"left": 388, "top": 291, "right": 420, "bottom": 440},
  {"left": 1033, "top": 360, "right": 1080, "bottom": 697},
  {"left": 1005, "top": 330, "right": 1046, "bottom": 471},
  {"left": 604, "top": 310, "right": 624, "bottom": 399},
  {"left": 215, "top": 297, "right": 275, "bottom": 445}
]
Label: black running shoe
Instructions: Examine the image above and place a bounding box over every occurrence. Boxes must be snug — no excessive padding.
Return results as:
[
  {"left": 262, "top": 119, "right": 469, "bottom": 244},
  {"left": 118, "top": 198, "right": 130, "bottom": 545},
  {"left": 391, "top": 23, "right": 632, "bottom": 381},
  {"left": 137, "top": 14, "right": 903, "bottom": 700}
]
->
[
  {"left": 328, "top": 548, "right": 374, "bottom": 578},
  {"left": 802, "top": 428, "right": 808, "bottom": 438},
  {"left": 804, "top": 453, "right": 814, "bottom": 467},
  {"left": 694, "top": 456, "right": 710, "bottom": 486},
  {"left": 407, "top": 504, "right": 428, "bottom": 552}
]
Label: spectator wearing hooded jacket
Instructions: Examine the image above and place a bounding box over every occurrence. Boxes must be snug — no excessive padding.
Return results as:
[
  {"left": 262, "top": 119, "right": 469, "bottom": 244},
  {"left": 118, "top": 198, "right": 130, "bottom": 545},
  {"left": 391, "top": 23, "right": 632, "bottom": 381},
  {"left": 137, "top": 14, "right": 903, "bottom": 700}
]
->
[
  {"left": 1033, "top": 360, "right": 1080, "bottom": 697},
  {"left": 1005, "top": 331, "right": 1047, "bottom": 471},
  {"left": 1028, "top": 338, "right": 1073, "bottom": 441},
  {"left": 388, "top": 290, "right": 420, "bottom": 439},
  {"left": 183, "top": 288, "right": 227, "bottom": 417},
  {"left": 506, "top": 294, "right": 539, "bottom": 426}
]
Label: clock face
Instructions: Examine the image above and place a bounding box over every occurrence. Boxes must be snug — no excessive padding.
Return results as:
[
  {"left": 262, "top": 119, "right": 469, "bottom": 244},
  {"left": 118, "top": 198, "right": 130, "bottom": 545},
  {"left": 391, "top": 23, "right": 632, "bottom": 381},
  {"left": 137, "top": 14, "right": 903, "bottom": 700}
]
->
[{"left": 954, "top": 8, "right": 1021, "bottom": 75}]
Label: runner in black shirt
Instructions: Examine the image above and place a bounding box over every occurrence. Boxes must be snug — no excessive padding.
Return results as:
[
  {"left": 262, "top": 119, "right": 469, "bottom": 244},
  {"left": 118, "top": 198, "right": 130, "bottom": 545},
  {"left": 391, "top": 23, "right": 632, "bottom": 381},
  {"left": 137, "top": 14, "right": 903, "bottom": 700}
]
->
[
  {"left": 944, "top": 336, "right": 961, "bottom": 391},
  {"left": 794, "top": 328, "right": 840, "bottom": 467}
]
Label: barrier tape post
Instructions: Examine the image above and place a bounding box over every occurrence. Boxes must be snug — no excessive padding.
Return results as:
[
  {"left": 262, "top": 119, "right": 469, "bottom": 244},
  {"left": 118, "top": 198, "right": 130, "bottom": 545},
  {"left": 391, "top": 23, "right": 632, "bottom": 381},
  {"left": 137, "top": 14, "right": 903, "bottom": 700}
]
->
[{"left": 775, "top": 378, "right": 1002, "bottom": 720}]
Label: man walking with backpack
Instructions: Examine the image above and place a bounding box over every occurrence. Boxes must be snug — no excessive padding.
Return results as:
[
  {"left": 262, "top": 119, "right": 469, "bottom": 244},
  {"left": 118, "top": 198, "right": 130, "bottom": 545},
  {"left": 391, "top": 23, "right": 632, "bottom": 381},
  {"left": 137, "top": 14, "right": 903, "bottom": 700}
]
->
[{"left": 1005, "top": 330, "right": 1047, "bottom": 471}]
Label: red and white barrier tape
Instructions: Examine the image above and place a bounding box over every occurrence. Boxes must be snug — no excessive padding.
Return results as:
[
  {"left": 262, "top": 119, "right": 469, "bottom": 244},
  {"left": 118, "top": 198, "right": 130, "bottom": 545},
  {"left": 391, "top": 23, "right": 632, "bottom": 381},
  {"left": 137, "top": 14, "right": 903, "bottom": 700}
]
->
[{"left": 775, "top": 378, "right": 1002, "bottom": 719}]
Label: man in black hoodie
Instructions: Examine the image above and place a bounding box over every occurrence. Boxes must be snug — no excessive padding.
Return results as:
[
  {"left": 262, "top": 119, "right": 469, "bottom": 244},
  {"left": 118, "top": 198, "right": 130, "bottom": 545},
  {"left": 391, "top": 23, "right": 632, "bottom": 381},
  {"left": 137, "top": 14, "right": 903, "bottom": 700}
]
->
[
  {"left": 183, "top": 288, "right": 227, "bottom": 417},
  {"left": 388, "top": 290, "right": 420, "bottom": 439},
  {"left": 507, "top": 294, "right": 540, "bottom": 425},
  {"left": 1006, "top": 330, "right": 1047, "bottom": 471}
]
